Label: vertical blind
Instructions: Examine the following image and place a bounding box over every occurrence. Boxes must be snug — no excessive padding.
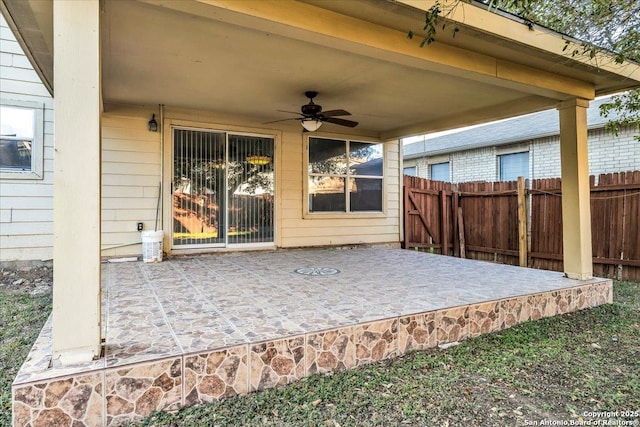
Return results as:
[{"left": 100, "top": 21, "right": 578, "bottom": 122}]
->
[
  {"left": 228, "top": 134, "right": 274, "bottom": 244},
  {"left": 172, "top": 128, "right": 274, "bottom": 247}
]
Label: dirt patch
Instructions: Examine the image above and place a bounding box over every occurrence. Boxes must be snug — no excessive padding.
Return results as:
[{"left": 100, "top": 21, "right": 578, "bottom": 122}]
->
[{"left": 0, "top": 266, "right": 52, "bottom": 296}]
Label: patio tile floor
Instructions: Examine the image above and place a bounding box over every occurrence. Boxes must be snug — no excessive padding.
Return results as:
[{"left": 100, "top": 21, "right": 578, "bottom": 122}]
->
[{"left": 13, "top": 247, "right": 612, "bottom": 427}]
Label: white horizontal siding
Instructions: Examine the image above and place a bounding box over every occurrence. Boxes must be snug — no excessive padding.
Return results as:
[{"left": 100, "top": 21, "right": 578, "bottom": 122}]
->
[
  {"left": 0, "top": 234, "right": 53, "bottom": 249},
  {"left": 101, "top": 244, "right": 143, "bottom": 258},
  {"left": 102, "top": 161, "right": 160, "bottom": 176},
  {"left": 101, "top": 112, "right": 162, "bottom": 255},
  {"left": 281, "top": 223, "right": 399, "bottom": 238},
  {"left": 103, "top": 138, "right": 159, "bottom": 153},
  {"left": 0, "top": 15, "right": 54, "bottom": 262},
  {"left": 0, "top": 247, "right": 52, "bottom": 261},
  {"left": 0, "top": 23, "right": 13, "bottom": 40},
  {"left": 0, "top": 77, "right": 51, "bottom": 99},
  {"left": 102, "top": 174, "right": 161, "bottom": 187},
  {"left": 0, "top": 182, "right": 53, "bottom": 196},
  {"left": 102, "top": 196, "right": 160, "bottom": 210},
  {"left": 99, "top": 105, "right": 403, "bottom": 255},
  {"left": 0, "top": 221, "right": 53, "bottom": 235},
  {"left": 0, "top": 65, "right": 43, "bottom": 83},
  {"left": 0, "top": 196, "right": 53, "bottom": 210},
  {"left": 0, "top": 37, "right": 23, "bottom": 55},
  {"left": 282, "top": 234, "right": 400, "bottom": 248},
  {"left": 0, "top": 208, "right": 52, "bottom": 222},
  {"left": 101, "top": 232, "right": 145, "bottom": 246}
]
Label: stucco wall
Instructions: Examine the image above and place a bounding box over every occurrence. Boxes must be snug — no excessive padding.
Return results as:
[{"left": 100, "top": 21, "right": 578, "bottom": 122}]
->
[
  {"left": 0, "top": 16, "right": 54, "bottom": 263},
  {"left": 410, "top": 126, "right": 639, "bottom": 183}
]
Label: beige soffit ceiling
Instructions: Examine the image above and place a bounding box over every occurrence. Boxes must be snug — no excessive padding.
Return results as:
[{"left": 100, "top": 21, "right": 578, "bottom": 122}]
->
[
  {"left": 3, "top": 0, "right": 640, "bottom": 139},
  {"left": 301, "top": 0, "right": 640, "bottom": 95}
]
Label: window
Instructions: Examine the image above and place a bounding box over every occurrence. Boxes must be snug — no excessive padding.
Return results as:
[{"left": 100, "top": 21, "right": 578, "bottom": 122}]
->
[
  {"left": 499, "top": 152, "right": 529, "bottom": 181},
  {"left": 430, "top": 162, "right": 450, "bottom": 182},
  {"left": 308, "top": 137, "right": 383, "bottom": 213},
  {"left": 403, "top": 166, "right": 417, "bottom": 176},
  {"left": 0, "top": 101, "right": 44, "bottom": 179}
]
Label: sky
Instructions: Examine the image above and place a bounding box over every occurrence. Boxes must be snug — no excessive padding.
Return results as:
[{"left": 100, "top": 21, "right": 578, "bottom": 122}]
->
[
  {"left": 0, "top": 106, "right": 34, "bottom": 138},
  {"left": 401, "top": 117, "right": 515, "bottom": 145},
  {"left": 400, "top": 93, "right": 619, "bottom": 146}
]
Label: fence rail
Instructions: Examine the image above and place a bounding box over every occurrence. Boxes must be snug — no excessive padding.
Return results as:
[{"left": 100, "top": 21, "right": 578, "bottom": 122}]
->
[{"left": 403, "top": 171, "right": 640, "bottom": 281}]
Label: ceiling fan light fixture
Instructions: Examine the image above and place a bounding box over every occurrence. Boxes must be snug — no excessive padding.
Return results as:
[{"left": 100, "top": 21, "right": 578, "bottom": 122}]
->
[
  {"left": 301, "top": 119, "right": 322, "bottom": 132},
  {"left": 246, "top": 155, "right": 271, "bottom": 166}
]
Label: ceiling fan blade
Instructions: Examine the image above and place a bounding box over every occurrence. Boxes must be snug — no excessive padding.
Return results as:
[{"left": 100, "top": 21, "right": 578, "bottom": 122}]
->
[
  {"left": 263, "top": 117, "right": 300, "bottom": 124},
  {"left": 277, "top": 110, "right": 304, "bottom": 116},
  {"left": 323, "top": 117, "right": 359, "bottom": 128},
  {"left": 321, "top": 109, "right": 351, "bottom": 117}
]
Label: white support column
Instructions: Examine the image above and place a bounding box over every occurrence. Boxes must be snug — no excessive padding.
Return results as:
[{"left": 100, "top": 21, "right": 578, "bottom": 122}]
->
[
  {"left": 558, "top": 98, "right": 592, "bottom": 280},
  {"left": 52, "top": 0, "right": 102, "bottom": 364}
]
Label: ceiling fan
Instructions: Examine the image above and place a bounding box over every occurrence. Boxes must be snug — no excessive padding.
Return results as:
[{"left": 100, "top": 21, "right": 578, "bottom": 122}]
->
[{"left": 265, "top": 91, "right": 358, "bottom": 132}]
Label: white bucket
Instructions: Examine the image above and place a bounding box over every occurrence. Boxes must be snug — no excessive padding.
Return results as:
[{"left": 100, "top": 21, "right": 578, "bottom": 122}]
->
[{"left": 141, "top": 230, "right": 164, "bottom": 263}]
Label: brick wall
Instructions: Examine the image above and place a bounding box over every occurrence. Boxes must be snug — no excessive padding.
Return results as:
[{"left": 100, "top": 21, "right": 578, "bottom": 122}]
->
[
  {"left": 413, "top": 127, "right": 638, "bottom": 183},
  {"left": 451, "top": 147, "right": 495, "bottom": 182}
]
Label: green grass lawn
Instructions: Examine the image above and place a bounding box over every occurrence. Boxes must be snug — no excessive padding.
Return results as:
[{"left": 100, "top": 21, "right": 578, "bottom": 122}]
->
[
  {"left": 1, "top": 280, "right": 638, "bottom": 427},
  {"left": 0, "top": 290, "right": 51, "bottom": 427}
]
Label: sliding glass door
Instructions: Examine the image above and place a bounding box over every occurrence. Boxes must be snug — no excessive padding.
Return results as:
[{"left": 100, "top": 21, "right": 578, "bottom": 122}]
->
[{"left": 172, "top": 128, "right": 274, "bottom": 248}]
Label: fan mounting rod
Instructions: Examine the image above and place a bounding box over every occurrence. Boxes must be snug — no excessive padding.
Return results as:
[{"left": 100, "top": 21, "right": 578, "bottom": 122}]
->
[{"left": 302, "top": 91, "right": 322, "bottom": 116}]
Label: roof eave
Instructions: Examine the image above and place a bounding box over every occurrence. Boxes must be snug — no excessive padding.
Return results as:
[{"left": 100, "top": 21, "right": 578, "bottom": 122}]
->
[
  {"left": 395, "top": 0, "right": 640, "bottom": 90},
  {"left": 0, "top": 0, "right": 53, "bottom": 95}
]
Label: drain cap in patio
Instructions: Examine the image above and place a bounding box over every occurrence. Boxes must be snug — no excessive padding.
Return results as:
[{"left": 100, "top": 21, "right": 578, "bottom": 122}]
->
[{"left": 294, "top": 267, "right": 340, "bottom": 276}]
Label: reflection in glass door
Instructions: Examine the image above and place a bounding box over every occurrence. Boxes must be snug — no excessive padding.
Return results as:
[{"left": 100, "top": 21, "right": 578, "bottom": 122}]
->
[
  {"left": 173, "top": 129, "right": 226, "bottom": 247},
  {"left": 227, "top": 135, "right": 274, "bottom": 244},
  {"left": 172, "top": 128, "right": 274, "bottom": 248}
]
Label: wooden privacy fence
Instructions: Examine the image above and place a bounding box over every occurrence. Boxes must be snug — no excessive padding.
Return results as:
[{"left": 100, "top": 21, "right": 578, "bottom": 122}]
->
[{"left": 403, "top": 171, "right": 640, "bottom": 281}]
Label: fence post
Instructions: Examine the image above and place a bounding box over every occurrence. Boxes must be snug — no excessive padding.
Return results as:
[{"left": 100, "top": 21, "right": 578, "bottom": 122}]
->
[
  {"left": 458, "top": 206, "right": 466, "bottom": 259},
  {"left": 452, "top": 189, "right": 459, "bottom": 257},
  {"left": 517, "top": 176, "right": 527, "bottom": 267},
  {"left": 402, "top": 178, "right": 409, "bottom": 249},
  {"left": 440, "top": 189, "right": 449, "bottom": 256}
]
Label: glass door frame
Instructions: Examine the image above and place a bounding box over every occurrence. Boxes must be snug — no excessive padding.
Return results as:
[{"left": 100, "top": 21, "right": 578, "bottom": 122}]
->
[{"left": 164, "top": 123, "right": 277, "bottom": 252}]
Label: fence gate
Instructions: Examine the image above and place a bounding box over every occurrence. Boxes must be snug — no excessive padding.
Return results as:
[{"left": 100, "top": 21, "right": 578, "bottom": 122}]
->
[{"left": 403, "top": 176, "right": 453, "bottom": 256}]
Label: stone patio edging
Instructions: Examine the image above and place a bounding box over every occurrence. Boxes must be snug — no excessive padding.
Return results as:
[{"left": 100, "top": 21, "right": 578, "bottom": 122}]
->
[{"left": 13, "top": 280, "right": 612, "bottom": 427}]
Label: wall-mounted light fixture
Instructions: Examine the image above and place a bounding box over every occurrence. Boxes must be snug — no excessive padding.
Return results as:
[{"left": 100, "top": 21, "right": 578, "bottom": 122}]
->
[{"left": 148, "top": 114, "right": 158, "bottom": 132}]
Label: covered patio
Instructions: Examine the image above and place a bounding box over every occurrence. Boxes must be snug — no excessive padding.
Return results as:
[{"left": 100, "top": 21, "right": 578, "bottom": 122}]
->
[
  {"left": 2, "top": 0, "right": 637, "bottom": 425},
  {"left": 13, "top": 247, "right": 611, "bottom": 426},
  {"left": 1, "top": 0, "right": 637, "bottom": 369}
]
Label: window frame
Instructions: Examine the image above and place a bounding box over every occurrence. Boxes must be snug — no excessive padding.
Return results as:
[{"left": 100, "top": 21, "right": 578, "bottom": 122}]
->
[
  {"left": 305, "top": 136, "right": 386, "bottom": 217},
  {"left": 498, "top": 151, "right": 529, "bottom": 182},
  {"left": 0, "top": 100, "right": 45, "bottom": 180},
  {"left": 403, "top": 166, "right": 417, "bottom": 177},
  {"left": 429, "top": 161, "right": 450, "bottom": 182}
]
